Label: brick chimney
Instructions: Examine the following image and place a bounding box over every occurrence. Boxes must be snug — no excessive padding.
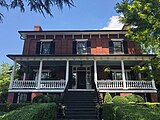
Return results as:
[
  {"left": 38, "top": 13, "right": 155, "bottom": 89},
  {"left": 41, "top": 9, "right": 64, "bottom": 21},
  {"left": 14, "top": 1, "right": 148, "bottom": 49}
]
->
[{"left": 34, "top": 25, "right": 42, "bottom": 31}]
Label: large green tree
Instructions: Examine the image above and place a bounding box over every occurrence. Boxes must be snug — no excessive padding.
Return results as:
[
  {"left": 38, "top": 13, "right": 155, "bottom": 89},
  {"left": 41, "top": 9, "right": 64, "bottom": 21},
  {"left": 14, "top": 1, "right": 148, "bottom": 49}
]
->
[
  {"left": 115, "top": 0, "right": 160, "bottom": 54},
  {"left": 0, "top": 62, "right": 11, "bottom": 103},
  {"left": 0, "top": 0, "right": 74, "bottom": 21}
]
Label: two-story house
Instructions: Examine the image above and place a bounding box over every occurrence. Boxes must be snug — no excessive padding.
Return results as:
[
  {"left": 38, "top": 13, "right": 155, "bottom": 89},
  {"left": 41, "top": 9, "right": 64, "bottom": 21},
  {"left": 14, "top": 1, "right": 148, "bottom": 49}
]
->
[{"left": 7, "top": 26, "right": 157, "bottom": 103}]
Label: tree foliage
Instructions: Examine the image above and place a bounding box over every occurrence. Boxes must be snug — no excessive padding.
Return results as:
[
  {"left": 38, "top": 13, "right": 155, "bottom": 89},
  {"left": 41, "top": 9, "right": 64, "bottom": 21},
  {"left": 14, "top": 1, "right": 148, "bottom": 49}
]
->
[
  {"left": 115, "top": 0, "right": 160, "bottom": 54},
  {"left": 0, "top": 62, "right": 11, "bottom": 103},
  {"left": 0, "top": 0, "right": 74, "bottom": 21}
]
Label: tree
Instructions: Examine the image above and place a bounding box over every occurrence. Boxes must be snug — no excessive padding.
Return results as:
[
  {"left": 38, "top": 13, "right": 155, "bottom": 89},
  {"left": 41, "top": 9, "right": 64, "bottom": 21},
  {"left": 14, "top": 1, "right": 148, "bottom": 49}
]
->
[
  {"left": 115, "top": 0, "right": 160, "bottom": 54},
  {"left": 0, "top": 0, "right": 74, "bottom": 21},
  {"left": 0, "top": 62, "right": 12, "bottom": 103}
]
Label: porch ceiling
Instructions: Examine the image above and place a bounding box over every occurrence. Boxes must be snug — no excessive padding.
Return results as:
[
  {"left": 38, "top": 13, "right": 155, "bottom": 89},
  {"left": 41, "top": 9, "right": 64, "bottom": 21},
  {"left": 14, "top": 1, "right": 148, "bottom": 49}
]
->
[{"left": 7, "top": 54, "right": 156, "bottom": 62}]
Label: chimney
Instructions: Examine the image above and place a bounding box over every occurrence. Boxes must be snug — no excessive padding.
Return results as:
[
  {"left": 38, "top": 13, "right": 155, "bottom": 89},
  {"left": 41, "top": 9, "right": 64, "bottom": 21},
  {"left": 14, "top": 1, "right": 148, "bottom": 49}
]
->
[{"left": 34, "top": 25, "right": 42, "bottom": 31}]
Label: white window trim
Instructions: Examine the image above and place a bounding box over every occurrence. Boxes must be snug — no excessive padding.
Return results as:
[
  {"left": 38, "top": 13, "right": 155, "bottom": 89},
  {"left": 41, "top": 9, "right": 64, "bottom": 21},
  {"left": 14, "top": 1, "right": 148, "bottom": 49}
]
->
[
  {"left": 75, "top": 39, "right": 88, "bottom": 41},
  {"left": 40, "top": 39, "right": 53, "bottom": 42},
  {"left": 111, "top": 39, "right": 124, "bottom": 41}
]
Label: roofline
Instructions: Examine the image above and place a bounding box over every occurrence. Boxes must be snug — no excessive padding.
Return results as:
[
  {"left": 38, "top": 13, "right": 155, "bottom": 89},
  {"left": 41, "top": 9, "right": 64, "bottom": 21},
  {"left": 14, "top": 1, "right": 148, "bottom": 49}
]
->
[
  {"left": 7, "top": 54, "right": 156, "bottom": 57},
  {"left": 18, "top": 29, "right": 127, "bottom": 33}
]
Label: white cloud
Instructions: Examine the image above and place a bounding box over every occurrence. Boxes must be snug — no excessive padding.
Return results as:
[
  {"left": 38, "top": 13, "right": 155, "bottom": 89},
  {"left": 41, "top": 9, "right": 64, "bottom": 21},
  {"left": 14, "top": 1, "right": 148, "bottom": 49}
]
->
[{"left": 101, "top": 16, "right": 124, "bottom": 30}]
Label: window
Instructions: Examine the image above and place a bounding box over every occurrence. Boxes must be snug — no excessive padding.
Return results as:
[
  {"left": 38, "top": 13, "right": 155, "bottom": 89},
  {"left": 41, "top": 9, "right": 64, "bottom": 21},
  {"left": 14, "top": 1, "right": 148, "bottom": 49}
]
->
[
  {"left": 36, "top": 40, "right": 55, "bottom": 55},
  {"left": 113, "top": 41, "right": 123, "bottom": 53},
  {"left": 111, "top": 71, "right": 131, "bottom": 80},
  {"left": 19, "top": 93, "right": 27, "bottom": 103},
  {"left": 109, "top": 39, "right": 128, "bottom": 54},
  {"left": 41, "top": 42, "right": 51, "bottom": 54},
  {"left": 72, "top": 39, "right": 91, "bottom": 55},
  {"left": 77, "top": 41, "right": 87, "bottom": 54},
  {"left": 34, "top": 71, "right": 50, "bottom": 80}
]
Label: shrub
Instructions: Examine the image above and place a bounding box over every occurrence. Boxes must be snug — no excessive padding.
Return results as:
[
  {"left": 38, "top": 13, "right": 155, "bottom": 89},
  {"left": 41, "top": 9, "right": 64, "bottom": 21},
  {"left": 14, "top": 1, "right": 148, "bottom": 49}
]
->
[
  {"left": 33, "top": 94, "right": 60, "bottom": 104},
  {"left": 103, "top": 103, "right": 160, "bottom": 120},
  {"left": 0, "top": 103, "right": 57, "bottom": 120},
  {"left": 103, "top": 104, "right": 114, "bottom": 120},
  {"left": 0, "top": 104, "right": 8, "bottom": 112},
  {"left": 125, "top": 94, "right": 145, "bottom": 103},
  {"left": 104, "top": 92, "right": 112, "bottom": 103},
  {"left": 112, "top": 96, "right": 128, "bottom": 104},
  {"left": 8, "top": 103, "right": 31, "bottom": 111}
]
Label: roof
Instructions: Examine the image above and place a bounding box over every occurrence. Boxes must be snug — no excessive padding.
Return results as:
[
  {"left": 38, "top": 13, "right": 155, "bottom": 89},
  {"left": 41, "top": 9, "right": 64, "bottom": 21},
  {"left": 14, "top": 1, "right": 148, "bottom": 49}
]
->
[{"left": 18, "top": 29, "right": 127, "bottom": 40}]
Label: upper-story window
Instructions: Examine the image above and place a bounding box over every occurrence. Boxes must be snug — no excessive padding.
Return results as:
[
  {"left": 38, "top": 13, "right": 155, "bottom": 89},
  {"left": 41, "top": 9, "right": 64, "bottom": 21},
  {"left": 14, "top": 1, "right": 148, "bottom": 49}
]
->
[
  {"left": 36, "top": 40, "right": 55, "bottom": 55},
  {"left": 73, "top": 39, "right": 91, "bottom": 55},
  {"left": 109, "top": 39, "right": 128, "bottom": 54}
]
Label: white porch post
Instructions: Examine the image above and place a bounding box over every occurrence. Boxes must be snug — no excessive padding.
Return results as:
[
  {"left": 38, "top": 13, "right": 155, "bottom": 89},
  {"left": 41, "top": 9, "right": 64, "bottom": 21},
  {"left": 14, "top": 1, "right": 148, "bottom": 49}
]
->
[
  {"left": 37, "top": 60, "right": 43, "bottom": 89},
  {"left": 94, "top": 60, "right": 98, "bottom": 88},
  {"left": 23, "top": 73, "right": 26, "bottom": 81},
  {"left": 65, "top": 60, "right": 69, "bottom": 87},
  {"left": 121, "top": 60, "right": 127, "bottom": 89},
  {"left": 149, "top": 64, "right": 156, "bottom": 89},
  {"left": 9, "top": 61, "right": 16, "bottom": 89}
]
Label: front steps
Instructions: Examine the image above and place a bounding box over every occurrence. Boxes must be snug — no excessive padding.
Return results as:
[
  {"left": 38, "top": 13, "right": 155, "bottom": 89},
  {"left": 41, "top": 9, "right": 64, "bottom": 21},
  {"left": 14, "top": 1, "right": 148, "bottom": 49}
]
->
[{"left": 58, "top": 90, "right": 99, "bottom": 120}]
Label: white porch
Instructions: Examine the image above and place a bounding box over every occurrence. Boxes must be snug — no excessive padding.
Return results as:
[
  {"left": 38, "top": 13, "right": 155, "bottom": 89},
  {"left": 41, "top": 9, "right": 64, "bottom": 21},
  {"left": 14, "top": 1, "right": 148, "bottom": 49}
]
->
[{"left": 7, "top": 54, "right": 157, "bottom": 93}]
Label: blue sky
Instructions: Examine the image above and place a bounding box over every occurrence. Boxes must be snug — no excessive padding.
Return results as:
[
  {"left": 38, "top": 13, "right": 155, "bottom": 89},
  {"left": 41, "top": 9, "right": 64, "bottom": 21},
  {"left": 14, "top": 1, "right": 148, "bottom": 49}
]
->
[{"left": 0, "top": 0, "right": 122, "bottom": 64}]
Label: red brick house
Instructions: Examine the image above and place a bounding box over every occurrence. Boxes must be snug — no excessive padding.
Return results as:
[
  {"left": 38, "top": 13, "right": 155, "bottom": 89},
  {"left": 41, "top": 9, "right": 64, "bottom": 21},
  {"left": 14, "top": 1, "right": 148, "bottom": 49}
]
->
[{"left": 7, "top": 26, "right": 157, "bottom": 103}]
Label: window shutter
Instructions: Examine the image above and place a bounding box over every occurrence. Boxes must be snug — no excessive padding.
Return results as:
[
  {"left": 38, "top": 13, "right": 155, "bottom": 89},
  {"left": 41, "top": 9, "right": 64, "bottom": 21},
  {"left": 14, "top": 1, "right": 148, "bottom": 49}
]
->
[
  {"left": 72, "top": 41, "right": 77, "bottom": 54},
  {"left": 87, "top": 41, "right": 91, "bottom": 47},
  {"left": 13, "top": 93, "right": 18, "bottom": 103},
  {"left": 109, "top": 41, "right": 114, "bottom": 54},
  {"left": 36, "top": 42, "right": 41, "bottom": 54},
  {"left": 109, "top": 71, "right": 113, "bottom": 80},
  {"left": 123, "top": 40, "right": 128, "bottom": 54},
  {"left": 87, "top": 41, "right": 91, "bottom": 54},
  {"left": 27, "top": 93, "right": 31, "bottom": 102},
  {"left": 50, "top": 41, "right": 55, "bottom": 54}
]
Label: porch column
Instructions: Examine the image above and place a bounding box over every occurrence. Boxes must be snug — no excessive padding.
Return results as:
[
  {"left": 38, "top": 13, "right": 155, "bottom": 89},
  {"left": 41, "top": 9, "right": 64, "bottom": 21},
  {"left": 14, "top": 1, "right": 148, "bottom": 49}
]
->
[
  {"left": 23, "top": 73, "right": 26, "bottom": 81},
  {"left": 121, "top": 60, "right": 127, "bottom": 89},
  {"left": 65, "top": 60, "right": 69, "bottom": 86},
  {"left": 94, "top": 60, "right": 98, "bottom": 88},
  {"left": 37, "top": 60, "right": 43, "bottom": 89},
  {"left": 9, "top": 61, "right": 16, "bottom": 89},
  {"left": 149, "top": 65, "right": 156, "bottom": 89}
]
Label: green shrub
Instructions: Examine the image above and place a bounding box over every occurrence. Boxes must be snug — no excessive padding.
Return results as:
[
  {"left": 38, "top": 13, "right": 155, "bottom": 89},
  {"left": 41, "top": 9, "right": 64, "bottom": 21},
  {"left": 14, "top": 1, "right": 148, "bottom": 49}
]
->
[
  {"left": 104, "top": 92, "right": 112, "bottom": 103},
  {"left": 125, "top": 94, "right": 145, "bottom": 103},
  {"left": 0, "top": 103, "right": 57, "bottom": 120},
  {"left": 102, "top": 103, "right": 160, "bottom": 120},
  {"left": 103, "top": 104, "right": 114, "bottom": 120},
  {"left": 8, "top": 103, "right": 31, "bottom": 111},
  {"left": 0, "top": 104, "right": 8, "bottom": 112},
  {"left": 112, "top": 96, "right": 128, "bottom": 104},
  {"left": 33, "top": 94, "right": 60, "bottom": 104}
]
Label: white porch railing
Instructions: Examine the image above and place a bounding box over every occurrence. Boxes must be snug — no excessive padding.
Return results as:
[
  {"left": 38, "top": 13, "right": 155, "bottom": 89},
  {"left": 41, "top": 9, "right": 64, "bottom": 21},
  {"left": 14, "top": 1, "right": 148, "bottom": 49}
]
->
[
  {"left": 40, "top": 80, "right": 66, "bottom": 89},
  {"left": 98, "top": 80, "right": 123, "bottom": 89},
  {"left": 98, "top": 80, "right": 156, "bottom": 90},
  {"left": 12, "top": 80, "right": 66, "bottom": 89},
  {"left": 13, "top": 80, "right": 37, "bottom": 88}
]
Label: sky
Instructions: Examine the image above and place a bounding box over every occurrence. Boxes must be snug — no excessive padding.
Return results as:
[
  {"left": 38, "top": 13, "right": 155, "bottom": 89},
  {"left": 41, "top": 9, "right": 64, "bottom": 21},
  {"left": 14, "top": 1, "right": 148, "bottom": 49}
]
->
[{"left": 0, "top": 0, "right": 123, "bottom": 64}]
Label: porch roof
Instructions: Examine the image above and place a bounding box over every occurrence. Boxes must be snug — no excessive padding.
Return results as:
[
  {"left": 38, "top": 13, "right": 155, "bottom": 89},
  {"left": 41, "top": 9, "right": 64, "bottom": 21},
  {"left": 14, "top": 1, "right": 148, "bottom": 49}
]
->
[{"left": 7, "top": 54, "right": 156, "bottom": 61}]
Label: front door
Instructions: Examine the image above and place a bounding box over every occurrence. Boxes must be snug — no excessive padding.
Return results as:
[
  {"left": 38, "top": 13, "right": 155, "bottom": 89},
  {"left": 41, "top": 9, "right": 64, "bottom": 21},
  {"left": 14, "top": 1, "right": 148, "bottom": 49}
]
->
[{"left": 77, "top": 71, "right": 86, "bottom": 89}]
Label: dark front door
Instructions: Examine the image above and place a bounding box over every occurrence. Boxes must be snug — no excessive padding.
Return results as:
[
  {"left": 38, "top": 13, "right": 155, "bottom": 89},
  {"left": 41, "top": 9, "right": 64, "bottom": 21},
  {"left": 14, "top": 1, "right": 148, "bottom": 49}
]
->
[{"left": 77, "top": 71, "right": 86, "bottom": 89}]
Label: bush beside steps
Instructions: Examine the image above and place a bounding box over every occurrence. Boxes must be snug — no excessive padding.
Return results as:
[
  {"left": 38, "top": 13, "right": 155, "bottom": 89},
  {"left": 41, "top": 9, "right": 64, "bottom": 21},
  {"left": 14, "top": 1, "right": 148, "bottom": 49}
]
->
[{"left": 0, "top": 103, "right": 57, "bottom": 120}]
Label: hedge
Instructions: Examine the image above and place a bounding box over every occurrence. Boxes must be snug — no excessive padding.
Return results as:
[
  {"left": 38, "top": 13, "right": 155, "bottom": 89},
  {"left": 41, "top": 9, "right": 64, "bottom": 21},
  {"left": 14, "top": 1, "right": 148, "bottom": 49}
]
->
[
  {"left": 112, "top": 96, "right": 128, "bottom": 104},
  {"left": 0, "top": 104, "right": 8, "bottom": 112},
  {"left": 33, "top": 94, "right": 60, "bottom": 104},
  {"left": 0, "top": 103, "right": 57, "bottom": 120},
  {"left": 0, "top": 103, "right": 31, "bottom": 112},
  {"left": 103, "top": 103, "right": 160, "bottom": 120},
  {"left": 125, "top": 94, "right": 145, "bottom": 103},
  {"left": 104, "top": 92, "right": 112, "bottom": 103}
]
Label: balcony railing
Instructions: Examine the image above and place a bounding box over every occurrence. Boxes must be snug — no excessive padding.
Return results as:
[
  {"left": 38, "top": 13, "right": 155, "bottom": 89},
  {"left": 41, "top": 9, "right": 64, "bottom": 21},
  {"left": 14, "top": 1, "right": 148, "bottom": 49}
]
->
[
  {"left": 11, "top": 80, "right": 156, "bottom": 90},
  {"left": 12, "top": 80, "right": 66, "bottom": 89},
  {"left": 97, "top": 80, "right": 156, "bottom": 90}
]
